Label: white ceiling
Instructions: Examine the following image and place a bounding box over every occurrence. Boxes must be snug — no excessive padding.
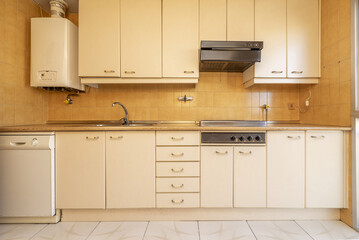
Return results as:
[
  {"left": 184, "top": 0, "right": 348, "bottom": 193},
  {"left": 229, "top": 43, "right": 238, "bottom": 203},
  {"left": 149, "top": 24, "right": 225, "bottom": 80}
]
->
[{"left": 32, "top": 0, "right": 79, "bottom": 13}]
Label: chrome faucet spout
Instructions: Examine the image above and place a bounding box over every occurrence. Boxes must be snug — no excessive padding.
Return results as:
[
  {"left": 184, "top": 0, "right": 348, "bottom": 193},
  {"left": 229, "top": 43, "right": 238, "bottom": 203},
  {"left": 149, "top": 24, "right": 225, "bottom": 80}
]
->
[{"left": 112, "top": 102, "right": 129, "bottom": 125}]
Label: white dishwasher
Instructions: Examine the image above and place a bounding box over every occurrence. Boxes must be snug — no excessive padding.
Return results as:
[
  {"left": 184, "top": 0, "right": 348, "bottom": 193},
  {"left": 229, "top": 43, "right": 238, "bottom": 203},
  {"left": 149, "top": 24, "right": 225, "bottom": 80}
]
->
[{"left": 0, "top": 133, "right": 55, "bottom": 217}]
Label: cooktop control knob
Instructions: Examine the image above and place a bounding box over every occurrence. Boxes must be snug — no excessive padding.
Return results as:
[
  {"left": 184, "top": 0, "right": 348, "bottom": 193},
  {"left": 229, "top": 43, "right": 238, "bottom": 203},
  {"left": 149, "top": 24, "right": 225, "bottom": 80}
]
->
[
  {"left": 230, "top": 136, "right": 237, "bottom": 141},
  {"left": 247, "top": 136, "right": 253, "bottom": 142},
  {"left": 239, "top": 136, "right": 245, "bottom": 142},
  {"left": 255, "top": 136, "right": 262, "bottom": 142}
]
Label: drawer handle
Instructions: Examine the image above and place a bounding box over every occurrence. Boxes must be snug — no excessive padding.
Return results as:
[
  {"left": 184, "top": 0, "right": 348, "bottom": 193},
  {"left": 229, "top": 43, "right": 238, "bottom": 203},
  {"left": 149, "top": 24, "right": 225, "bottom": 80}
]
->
[
  {"left": 110, "top": 136, "right": 123, "bottom": 140},
  {"left": 104, "top": 70, "right": 115, "bottom": 73},
  {"left": 184, "top": 70, "right": 194, "bottom": 74},
  {"left": 171, "top": 199, "right": 184, "bottom": 204},
  {"left": 86, "top": 136, "right": 99, "bottom": 140},
  {"left": 215, "top": 151, "right": 228, "bottom": 155},
  {"left": 171, "top": 153, "right": 184, "bottom": 157},
  {"left": 171, "top": 184, "right": 184, "bottom": 189},
  {"left": 10, "top": 141, "right": 26, "bottom": 146},
  {"left": 171, "top": 168, "right": 184, "bottom": 173},
  {"left": 311, "top": 135, "right": 325, "bottom": 139},
  {"left": 171, "top": 137, "right": 184, "bottom": 141},
  {"left": 124, "top": 71, "right": 135, "bottom": 74},
  {"left": 239, "top": 151, "right": 252, "bottom": 155},
  {"left": 291, "top": 71, "right": 303, "bottom": 74},
  {"left": 271, "top": 71, "right": 283, "bottom": 74},
  {"left": 287, "top": 136, "right": 301, "bottom": 140}
]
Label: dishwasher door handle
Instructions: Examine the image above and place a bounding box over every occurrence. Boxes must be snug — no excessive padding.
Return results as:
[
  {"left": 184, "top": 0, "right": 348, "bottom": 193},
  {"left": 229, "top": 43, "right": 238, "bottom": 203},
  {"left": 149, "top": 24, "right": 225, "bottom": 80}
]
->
[{"left": 10, "top": 141, "right": 27, "bottom": 146}]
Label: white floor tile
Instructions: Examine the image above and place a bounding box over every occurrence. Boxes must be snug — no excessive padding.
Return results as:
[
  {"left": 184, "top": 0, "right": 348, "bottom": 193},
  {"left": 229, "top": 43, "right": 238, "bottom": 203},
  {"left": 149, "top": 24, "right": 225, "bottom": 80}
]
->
[
  {"left": 144, "top": 221, "right": 199, "bottom": 240},
  {"left": 31, "top": 222, "right": 98, "bottom": 240},
  {"left": 248, "top": 221, "right": 312, "bottom": 240},
  {"left": 296, "top": 220, "right": 359, "bottom": 240},
  {"left": 87, "top": 222, "right": 148, "bottom": 240},
  {"left": 199, "top": 221, "right": 256, "bottom": 240},
  {"left": 0, "top": 224, "right": 47, "bottom": 240}
]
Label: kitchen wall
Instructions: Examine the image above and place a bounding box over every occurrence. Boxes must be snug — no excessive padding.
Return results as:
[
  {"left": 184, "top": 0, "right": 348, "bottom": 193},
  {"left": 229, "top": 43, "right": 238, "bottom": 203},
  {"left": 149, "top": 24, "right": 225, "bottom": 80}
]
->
[{"left": 0, "top": 0, "right": 48, "bottom": 126}]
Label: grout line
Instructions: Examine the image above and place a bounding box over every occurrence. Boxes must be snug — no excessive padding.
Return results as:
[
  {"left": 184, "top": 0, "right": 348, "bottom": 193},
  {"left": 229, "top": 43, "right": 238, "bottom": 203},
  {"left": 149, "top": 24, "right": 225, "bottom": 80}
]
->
[
  {"left": 29, "top": 223, "right": 49, "bottom": 240},
  {"left": 85, "top": 222, "right": 101, "bottom": 240},
  {"left": 294, "top": 221, "right": 315, "bottom": 240},
  {"left": 142, "top": 221, "right": 150, "bottom": 240},
  {"left": 197, "top": 221, "right": 201, "bottom": 240},
  {"left": 246, "top": 221, "right": 258, "bottom": 240}
]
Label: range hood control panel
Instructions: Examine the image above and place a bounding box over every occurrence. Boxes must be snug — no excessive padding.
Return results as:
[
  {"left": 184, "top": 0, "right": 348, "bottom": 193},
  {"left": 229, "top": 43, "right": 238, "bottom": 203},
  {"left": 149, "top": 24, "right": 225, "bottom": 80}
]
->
[{"left": 201, "top": 132, "right": 266, "bottom": 144}]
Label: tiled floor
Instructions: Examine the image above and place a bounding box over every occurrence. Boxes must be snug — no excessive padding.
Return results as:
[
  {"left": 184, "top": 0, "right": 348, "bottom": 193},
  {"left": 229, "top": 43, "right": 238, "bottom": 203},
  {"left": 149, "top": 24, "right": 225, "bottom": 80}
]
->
[{"left": 0, "top": 220, "right": 358, "bottom": 240}]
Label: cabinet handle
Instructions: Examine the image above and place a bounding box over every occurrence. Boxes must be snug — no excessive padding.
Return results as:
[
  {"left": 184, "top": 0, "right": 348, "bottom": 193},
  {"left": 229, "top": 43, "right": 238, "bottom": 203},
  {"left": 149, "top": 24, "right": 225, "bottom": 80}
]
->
[
  {"left": 104, "top": 70, "right": 115, "bottom": 73},
  {"left": 239, "top": 151, "right": 252, "bottom": 155},
  {"left": 124, "top": 71, "right": 135, "bottom": 74},
  {"left": 271, "top": 71, "right": 283, "bottom": 74},
  {"left": 171, "top": 168, "right": 184, "bottom": 173},
  {"left": 171, "top": 199, "right": 184, "bottom": 204},
  {"left": 215, "top": 150, "right": 228, "bottom": 155},
  {"left": 291, "top": 71, "right": 303, "bottom": 74},
  {"left": 110, "top": 136, "right": 123, "bottom": 140},
  {"left": 86, "top": 136, "right": 99, "bottom": 140},
  {"left": 310, "top": 135, "right": 325, "bottom": 139},
  {"left": 287, "top": 136, "right": 301, "bottom": 140},
  {"left": 171, "top": 152, "right": 184, "bottom": 157},
  {"left": 171, "top": 137, "right": 184, "bottom": 141},
  {"left": 171, "top": 184, "right": 184, "bottom": 189},
  {"left": 184, "top": 70, "right": 194, "bottom": 74}
]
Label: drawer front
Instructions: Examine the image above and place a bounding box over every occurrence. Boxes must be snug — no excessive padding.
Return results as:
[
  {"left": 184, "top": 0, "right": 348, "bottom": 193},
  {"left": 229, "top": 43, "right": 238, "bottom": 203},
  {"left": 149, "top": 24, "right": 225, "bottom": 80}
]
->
[
  {"left": 156, "top": 193, "right": 199, "bottom": 208},
  {"left": 156, "top": 162, "right": 200, "bottom": 177},
  {"left": 156, "top": 178, "right": 199, "bottom": 193},
  {"left": 156, "top": 131, "right": 200, "bottom": 146},
  {"left": 156, "top": 147, "right": 200, "bottom": 161}
]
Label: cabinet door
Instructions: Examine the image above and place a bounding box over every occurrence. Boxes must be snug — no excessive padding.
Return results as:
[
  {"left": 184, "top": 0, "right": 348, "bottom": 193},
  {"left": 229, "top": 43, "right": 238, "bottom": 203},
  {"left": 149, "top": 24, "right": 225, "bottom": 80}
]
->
[
  {"left": 79, "top": 0, "right": 120, "bottom": 77},
  {"left": 267, "top": 131, "right": 305, "bottom": 208},
  {"left": 200, "top": 0, "right": 226, "bottom": 41},
  {"left": 227, "top": 0, "right": 254, "bottom": 41},
  {"left": 121, "top": 0, "right": 161, "bottom": 77},
  {"left": 201, "top": 146, "right": 233, "bottom": 207},
  {"left": 234, "top": 146, "right": 266, "bottom": 208},
  {"left": 255, "top": 0, "right": 286, "bottom": 77},
  {"left": 106, "top": 131, "right": 155, "bottom": 208},
  {"left": 163, "top": 0, "right": 199, "bottom": 78},
  {"left": 287, "top": 0, "right": 319, "bottom": 78},
  {"left": 56, "top": 132, "right": 105, "bottom": 209},
  {"left": 306, "top": 131, "right": 344, "bottom": 208}
]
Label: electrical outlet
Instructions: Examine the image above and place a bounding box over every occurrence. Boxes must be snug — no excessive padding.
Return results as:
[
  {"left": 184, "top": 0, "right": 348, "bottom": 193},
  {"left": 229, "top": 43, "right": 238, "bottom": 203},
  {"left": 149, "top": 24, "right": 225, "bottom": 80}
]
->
[{"left": 288, "top": 103, "right": 296, "bottom": 110}]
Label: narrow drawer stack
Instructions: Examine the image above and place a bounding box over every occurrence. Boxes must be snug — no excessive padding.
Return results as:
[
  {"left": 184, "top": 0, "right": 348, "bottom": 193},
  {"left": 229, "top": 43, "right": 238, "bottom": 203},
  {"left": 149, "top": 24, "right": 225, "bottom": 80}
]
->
[{"left": 156, "top": 131, "right": 200, "bottom": 208}]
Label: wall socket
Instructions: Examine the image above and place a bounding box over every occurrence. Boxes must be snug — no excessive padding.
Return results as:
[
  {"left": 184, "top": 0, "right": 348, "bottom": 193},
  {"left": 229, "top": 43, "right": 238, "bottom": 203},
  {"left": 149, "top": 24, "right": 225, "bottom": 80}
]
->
[{"left": 288, "top": 103, "right": 296, "bottom": 110}]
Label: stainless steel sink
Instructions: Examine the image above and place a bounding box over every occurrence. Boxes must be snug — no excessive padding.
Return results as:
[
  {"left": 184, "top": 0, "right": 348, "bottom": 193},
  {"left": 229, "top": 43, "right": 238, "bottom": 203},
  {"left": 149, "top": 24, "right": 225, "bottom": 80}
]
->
[{"left": 200, "top": 120, "right": 267, "bottom": 127}]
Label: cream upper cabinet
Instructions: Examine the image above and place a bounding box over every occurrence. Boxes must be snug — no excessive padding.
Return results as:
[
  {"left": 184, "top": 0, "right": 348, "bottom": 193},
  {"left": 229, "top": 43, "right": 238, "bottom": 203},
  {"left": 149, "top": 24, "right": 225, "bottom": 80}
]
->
[
  {"left": 163, "top": 0, "right": 199, "bottom": 78},
  {"left": 79, "top": 0, "right": 120, "bottom": 77},
  {"left": 201, "top": 146, "right": 233, "bottom": 208},
  {"left": 121, "top": 0, "right": 161, "bottom": 77},
  {"left": 254, "top": 0, "right": 286, "bottom": 78},
  {"left": 56, "top": 132, "right": 105, "bottom": 209},
  {"left": 200, "top": 0, "right": 226, "bottom": 41},
  {"left": 306, "top": 131, "right": 344, "bottom": 208},
  {"left": 287, "top": 0, "right": 320, "bottom": 78},
  {"left": 234, "top": 146, "right": 266, "bottom": 208},
  {"left": 267, "top": 131, "right": 305, "bottom": 208},
  {"left": 106, "top": 131, "right": 155, "bottom": 208},
  {"left": 227, "top": 0, "right": 255, "bottom": 41}
]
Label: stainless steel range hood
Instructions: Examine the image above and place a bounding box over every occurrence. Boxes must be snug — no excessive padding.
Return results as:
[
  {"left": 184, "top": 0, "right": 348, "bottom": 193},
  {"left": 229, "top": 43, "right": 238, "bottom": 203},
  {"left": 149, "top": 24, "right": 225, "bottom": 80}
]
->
[{"left": 199, "top": 41, "right": 263, "bottom": 72}]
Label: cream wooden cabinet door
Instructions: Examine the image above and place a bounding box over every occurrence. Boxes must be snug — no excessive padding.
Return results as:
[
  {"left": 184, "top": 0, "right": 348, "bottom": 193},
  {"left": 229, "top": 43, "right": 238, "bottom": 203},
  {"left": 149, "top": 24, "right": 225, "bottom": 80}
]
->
[
  {"left": 227, "top": 0, "right": 255, "bottom": 41},
  {"left": 79, "top": 0, "right": 120, "bottom": 77},
  {"left": 306, "top": 131, "right": 344, "bottom": 208},
  {"left": 201, "top": 146, "right": 233, "bottom": 207},
  {"left": 56, "top": 132, "right": 105, "bottom": 209},
  {"left": 254, "top": 0, "right": 286, "bottom": 78},
  {"left": 106, "top": 131, "right": 155, "bottom": 208},
  {"left": 200, "top": 0, "right": 226, "bottom": 41},
  {"left": 234, "top": 146, "right": 266, "bottom": 208},
  {"left": 267, "top": 131, "right": 305, "bottom": 208},
  {"left": 287, "top": 0, "right": 320, "bottom": 78},
  {"left": 163, "top": 0, "right": 199, "bottom": 78},
  {"left": 121, "top": 0, "right": 161, "bottom": 77}
]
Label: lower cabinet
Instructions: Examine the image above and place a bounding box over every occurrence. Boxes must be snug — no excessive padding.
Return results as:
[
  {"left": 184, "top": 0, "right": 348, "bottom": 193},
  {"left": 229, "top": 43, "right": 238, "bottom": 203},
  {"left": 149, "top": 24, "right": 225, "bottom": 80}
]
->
[
  {"left": 56, "top": 132, "right": 106, "bottom": 209},
  {"left": 267, "top": 131, "right": 305, "bottom": 208},
  {"left": 106, "top": 131, "right": 155, "bottom": 208},
  {"left": 234, "top": 146, "right": 266, "bottom": 208},
  {"left": 201, "top": 146, "right": 233, "bottom": 208}
]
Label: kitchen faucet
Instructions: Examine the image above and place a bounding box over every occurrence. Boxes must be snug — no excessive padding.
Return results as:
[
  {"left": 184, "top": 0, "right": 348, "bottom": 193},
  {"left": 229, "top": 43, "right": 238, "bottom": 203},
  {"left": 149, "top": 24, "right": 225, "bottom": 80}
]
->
[{"left": 112, "top": 102, "right": 129, "bottom": 125}]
